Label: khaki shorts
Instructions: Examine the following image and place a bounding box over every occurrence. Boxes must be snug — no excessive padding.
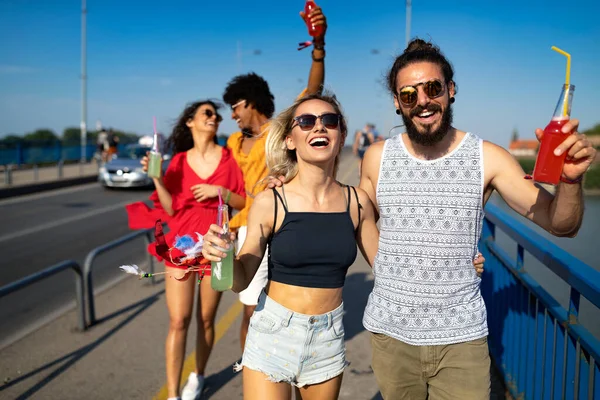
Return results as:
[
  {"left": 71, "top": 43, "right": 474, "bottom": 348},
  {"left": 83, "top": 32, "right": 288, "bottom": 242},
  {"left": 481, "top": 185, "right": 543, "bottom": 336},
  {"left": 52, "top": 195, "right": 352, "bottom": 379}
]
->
[{"left": 370, "top": 332, "right": 490, "bottom": 400}]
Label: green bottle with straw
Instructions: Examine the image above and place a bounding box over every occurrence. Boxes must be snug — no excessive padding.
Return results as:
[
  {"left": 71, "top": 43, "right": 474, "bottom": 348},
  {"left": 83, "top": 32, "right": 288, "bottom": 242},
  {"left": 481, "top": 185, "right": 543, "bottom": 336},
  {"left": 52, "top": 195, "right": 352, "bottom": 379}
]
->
[
  {"left": 147, "top": 116, "right": 162, "bottom": 179},
  {"left": 211, "top": 189, "right": 234, "bottom": 291}
]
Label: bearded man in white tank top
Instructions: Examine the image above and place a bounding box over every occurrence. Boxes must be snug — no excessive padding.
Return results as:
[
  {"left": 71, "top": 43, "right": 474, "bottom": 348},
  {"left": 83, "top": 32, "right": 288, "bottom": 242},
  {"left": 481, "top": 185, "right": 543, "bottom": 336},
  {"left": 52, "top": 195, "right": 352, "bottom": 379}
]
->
[{"left": 359, "top": 38, "right": 596, "bottom": 399}]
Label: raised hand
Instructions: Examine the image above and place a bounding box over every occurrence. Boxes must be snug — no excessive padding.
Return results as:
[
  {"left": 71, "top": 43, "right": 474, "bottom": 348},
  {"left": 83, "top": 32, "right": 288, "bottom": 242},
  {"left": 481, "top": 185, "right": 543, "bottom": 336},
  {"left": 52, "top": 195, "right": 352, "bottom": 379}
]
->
[{"left": 300, "top": 5, "right": 327, "bottom": 40}]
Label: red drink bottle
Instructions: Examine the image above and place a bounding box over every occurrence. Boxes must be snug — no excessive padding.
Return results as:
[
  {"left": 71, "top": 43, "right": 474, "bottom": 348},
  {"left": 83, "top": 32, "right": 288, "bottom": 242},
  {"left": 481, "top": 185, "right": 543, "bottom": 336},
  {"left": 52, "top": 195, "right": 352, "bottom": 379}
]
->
[
  {"left": 304, "top": 0, "right": 323, "bottom": 37},
  {"left": 532, "top": 84, "right": 575, "bottom": 185}
]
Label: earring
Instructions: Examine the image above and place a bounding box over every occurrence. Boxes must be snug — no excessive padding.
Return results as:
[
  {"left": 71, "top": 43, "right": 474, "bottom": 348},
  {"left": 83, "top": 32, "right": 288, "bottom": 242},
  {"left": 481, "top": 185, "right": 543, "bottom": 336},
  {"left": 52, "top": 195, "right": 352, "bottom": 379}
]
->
[
  {"left": 450, "top": 97, "right": 455, "bottom": 104},
  {"left": 395, "top": 109, "right": 401, "bottom": 115}
]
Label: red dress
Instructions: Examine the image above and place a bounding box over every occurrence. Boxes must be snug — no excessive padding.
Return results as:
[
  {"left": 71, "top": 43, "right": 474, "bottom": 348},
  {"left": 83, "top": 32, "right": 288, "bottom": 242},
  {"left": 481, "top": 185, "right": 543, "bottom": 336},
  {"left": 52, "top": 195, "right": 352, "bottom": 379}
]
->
[{"left": 126, "top": 147, "right": 245, "bottom": 270}]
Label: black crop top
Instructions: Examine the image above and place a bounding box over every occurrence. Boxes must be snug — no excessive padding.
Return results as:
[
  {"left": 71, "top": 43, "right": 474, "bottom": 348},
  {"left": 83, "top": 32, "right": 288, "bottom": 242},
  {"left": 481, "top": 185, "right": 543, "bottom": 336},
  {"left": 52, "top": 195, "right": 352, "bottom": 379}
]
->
[{"left": 267, "top": 185, "right": 360, "bottom": 289}]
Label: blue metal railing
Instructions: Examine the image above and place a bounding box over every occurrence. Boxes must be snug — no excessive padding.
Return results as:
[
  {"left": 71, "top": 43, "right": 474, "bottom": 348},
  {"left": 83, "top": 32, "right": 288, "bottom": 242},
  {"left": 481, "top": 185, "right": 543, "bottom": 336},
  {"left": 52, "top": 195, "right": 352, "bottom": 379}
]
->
[
  {"left": 481, "top": 202, "right": 600, "bottom": 399},
  {"left": 0, "top": 142, "right": 97, "bottom": 166}
]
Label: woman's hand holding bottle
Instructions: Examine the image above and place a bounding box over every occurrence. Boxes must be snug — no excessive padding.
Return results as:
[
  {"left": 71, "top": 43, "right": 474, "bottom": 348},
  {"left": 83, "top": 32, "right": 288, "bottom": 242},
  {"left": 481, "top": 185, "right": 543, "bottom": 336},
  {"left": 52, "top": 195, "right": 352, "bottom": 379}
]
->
[{"left": 202, "top": 224, "right": 235, "bottom": 262}]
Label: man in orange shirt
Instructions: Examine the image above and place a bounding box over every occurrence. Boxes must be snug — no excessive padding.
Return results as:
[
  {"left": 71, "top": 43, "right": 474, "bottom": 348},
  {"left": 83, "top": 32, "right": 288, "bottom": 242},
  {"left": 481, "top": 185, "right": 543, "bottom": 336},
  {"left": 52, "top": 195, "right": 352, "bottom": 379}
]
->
[{"left": 223, "top": 6, "right": 328, "bottom": 353}]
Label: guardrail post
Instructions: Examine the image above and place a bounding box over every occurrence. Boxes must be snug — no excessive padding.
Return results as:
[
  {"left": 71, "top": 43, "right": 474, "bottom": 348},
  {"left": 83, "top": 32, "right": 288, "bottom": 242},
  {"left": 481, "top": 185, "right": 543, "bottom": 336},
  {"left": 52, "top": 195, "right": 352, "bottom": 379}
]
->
[
  {"left": 84, "top": 254, "right": 97, "bottom": 327},
  {"left": 57, "top": 160, "right": 64, "bottom": 179},
  {"left": 4, "top": 165, "right": 12, "bottom": 185},
  {"left": 0, "top": 260, "right": 87, "bottom": 334},
  {"left": 33, "top": 164, "right": 39, "bottom": 181},
  {"left": 83, "top": 228, "right": 155, "bottom": 327},
  {"left": 73, "top": 263, "right": 86, "bottom": 331}
]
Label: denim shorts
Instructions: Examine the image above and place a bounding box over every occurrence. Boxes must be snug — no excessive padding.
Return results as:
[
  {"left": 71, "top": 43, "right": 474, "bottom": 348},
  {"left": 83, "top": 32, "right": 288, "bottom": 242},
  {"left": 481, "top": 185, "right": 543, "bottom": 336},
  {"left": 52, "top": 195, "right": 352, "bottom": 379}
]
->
[{"left": 234, "top": 290, "right": 347, "bottom": 387}]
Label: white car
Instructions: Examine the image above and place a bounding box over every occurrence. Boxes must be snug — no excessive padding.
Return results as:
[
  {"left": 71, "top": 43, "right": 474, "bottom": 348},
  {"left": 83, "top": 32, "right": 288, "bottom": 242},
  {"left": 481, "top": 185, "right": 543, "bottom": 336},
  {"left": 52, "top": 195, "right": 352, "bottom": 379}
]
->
[{"left": 98, "top": 144, "right": 170, "bottom": 189}]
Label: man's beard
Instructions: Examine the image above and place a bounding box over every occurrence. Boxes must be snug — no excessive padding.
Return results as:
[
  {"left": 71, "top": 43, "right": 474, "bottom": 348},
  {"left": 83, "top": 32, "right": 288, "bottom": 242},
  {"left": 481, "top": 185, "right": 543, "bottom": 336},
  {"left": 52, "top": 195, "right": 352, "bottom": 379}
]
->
[{"left": 401, "top": 103, "right": 453, "bottom": 146}]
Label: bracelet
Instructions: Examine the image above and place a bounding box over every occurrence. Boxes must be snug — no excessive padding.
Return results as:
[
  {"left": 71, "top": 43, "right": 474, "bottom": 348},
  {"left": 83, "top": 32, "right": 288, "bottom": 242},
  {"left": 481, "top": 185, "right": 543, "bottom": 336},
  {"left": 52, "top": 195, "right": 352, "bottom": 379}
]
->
[
  {"left": 225, "top": 189, "right": 232, "bottom": 203},
  {"left": 313, "top": 40, "right": 325, "bottom": 50},
  {"left": 560, "top": 175, "right": 583, "bottom": 184},
  {"left": 312, "top": 49, "right": 325, "bottom": 62}
]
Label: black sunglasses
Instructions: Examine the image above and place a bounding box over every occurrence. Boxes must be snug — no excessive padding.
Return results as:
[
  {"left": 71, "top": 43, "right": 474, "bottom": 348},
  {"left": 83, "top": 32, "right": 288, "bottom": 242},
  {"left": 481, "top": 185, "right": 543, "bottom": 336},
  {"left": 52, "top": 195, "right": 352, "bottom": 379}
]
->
[
  {"left": 292, "top": 113, "right": 341, "bottom": 131},
  {"left": 398, "top": 79, "right": 446, "bottom": 107},
  {"left": 202, "top": 109, "right": 223, "bottom": 123}
]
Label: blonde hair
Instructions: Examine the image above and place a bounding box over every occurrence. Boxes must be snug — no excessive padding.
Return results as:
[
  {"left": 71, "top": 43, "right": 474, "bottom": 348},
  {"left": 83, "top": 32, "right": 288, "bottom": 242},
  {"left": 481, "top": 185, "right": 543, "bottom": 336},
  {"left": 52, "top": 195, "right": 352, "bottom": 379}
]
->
[{"left": 265, "top": 92, "right": 348, "bottom": 182}]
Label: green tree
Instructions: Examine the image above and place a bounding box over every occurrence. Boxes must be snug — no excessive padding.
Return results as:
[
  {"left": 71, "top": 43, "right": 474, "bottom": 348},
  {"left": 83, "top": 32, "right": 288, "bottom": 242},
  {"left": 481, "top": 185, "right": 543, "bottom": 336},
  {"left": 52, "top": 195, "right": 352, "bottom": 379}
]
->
[
  {"left": 0, "top": 134, "right": 24, "bottom": 148},
  {"left": 582, "top": 123, "right": 600, "bottom": 136},
  {"left": 62, "top": 127, "right": 81, "bottom": 143},
  {"left": 24, "top": 129, "right": 58, "bottom": 145}
]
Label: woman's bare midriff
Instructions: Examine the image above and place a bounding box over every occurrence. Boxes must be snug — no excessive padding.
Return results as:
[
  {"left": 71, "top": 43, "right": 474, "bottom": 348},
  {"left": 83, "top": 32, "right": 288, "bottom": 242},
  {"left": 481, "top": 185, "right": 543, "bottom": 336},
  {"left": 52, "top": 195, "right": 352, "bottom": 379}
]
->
[{"left": 265, "top": 280, "right": 343, "bottom": 315}]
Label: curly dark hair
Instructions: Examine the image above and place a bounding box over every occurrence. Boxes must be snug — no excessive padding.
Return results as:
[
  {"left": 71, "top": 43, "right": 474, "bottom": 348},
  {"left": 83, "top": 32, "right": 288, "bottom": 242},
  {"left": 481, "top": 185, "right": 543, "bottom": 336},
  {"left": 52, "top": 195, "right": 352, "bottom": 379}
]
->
[
  {"left": 222, "top": 73, "right": 275, "bottom": 118},
  {"left": 387, "top": 38, "right": 457, "bottom": 96},
  {"left": 165, "top": 100, "right": 222, "bottom": 155}
]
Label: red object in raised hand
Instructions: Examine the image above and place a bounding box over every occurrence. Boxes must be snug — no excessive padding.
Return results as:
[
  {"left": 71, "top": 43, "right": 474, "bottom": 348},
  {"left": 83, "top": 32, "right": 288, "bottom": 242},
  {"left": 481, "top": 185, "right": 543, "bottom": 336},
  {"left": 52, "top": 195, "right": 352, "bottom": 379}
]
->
[{"left": 304, "top": 1, "right": 323, "bottom": 37}]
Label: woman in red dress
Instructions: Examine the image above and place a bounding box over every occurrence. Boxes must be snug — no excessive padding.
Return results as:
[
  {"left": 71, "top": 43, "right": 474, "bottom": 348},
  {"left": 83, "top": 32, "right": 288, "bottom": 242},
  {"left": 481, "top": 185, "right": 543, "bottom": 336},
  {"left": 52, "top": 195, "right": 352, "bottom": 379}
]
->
[{"left": 126, "top": 100, "right": 245, "bottom": 400}]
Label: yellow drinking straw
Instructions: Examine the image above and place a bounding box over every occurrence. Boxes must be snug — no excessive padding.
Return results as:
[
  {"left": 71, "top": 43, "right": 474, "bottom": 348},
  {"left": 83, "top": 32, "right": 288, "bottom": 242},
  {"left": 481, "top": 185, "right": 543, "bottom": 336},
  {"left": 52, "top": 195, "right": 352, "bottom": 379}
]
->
[{"left": 551, "top": 46, "right": 571, "bottom": 117}]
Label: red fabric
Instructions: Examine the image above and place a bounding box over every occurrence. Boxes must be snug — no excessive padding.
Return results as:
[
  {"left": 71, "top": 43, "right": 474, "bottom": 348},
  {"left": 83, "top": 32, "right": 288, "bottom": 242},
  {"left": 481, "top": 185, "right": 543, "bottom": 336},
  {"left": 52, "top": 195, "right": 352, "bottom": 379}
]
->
[{"left": 126, "top": 147, "right": 245, "bottom": 269}]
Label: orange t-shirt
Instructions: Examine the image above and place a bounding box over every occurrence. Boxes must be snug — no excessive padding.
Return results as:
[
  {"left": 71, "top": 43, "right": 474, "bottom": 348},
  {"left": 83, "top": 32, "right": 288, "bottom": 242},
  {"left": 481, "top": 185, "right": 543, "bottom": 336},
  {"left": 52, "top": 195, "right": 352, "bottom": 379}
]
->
[
  {"left": 227, "top": 89, "right": 307, "bottom": 229},
  {"left": 227, "top": 121, "right": 271, "bottom": 229}
]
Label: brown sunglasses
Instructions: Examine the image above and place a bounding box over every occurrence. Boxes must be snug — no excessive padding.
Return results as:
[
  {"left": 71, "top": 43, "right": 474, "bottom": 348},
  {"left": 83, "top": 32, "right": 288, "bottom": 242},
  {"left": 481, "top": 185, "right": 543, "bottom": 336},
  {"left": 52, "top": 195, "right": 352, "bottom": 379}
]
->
[{"left": 398, "top": 79, "right": 446, "bottom": 107}]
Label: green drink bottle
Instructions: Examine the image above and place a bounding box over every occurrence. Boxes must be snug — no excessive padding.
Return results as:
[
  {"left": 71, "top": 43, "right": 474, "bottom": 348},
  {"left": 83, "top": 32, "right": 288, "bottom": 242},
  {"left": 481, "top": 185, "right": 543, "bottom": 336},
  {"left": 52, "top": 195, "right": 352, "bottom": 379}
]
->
[
  {"left": 147, "top": 132, "right": 162, "bottom": 179},
  {"left": 211, "top": 204, "right": 234, "bottom": 291}
]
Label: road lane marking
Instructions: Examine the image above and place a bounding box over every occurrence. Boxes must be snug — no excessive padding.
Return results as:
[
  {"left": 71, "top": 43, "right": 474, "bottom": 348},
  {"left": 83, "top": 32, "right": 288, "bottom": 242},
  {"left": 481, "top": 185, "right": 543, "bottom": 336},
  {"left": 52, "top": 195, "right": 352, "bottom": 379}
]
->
[
  {"left": 0, "top": 183, "right": 101, "bottom": 206},
  {"left": 0, "top": 200, "right": 134, "bottom": 243},
  {"left": 152, "top": 300, "right": 244, "bottom": 400}
]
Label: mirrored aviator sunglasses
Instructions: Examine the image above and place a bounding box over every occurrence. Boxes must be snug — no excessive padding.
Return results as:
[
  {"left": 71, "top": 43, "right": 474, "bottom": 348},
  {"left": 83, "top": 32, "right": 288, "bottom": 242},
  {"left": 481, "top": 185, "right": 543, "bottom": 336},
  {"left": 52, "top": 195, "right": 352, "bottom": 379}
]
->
[
  {"left": 399, "top": 79, "right": 445, "bottom": 107},
  {"left": 293, "top": 113, "right": 341, "bottom": 131}
]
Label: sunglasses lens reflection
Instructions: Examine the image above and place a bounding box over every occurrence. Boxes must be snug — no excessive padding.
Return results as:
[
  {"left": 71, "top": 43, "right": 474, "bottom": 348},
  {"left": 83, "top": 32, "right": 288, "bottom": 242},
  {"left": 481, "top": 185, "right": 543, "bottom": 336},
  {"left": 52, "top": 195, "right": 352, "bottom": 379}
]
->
[
  {"left": 399, "top": 80, "right": 444, "bottom": 106},
  {"left": 400, "top": 87, "right": 417, "bottom": 106},
  {"left": 424, "top": 80, "right": 443, "bottom": 98}
]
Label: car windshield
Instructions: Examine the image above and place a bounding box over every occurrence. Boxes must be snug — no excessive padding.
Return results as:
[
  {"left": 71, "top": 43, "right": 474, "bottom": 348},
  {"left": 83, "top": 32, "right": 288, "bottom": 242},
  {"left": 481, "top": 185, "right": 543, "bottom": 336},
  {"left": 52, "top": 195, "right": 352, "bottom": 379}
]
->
[{"left": 117, "top": 146, "right": 150, "bottom": 159}]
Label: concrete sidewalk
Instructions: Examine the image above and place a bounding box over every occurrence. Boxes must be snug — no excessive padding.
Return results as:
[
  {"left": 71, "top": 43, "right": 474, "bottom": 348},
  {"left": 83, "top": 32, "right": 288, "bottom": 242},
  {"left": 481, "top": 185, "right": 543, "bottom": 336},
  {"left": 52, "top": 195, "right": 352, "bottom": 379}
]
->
[{"left": 0, "top": 162, "right": 100, "bottom": 198}]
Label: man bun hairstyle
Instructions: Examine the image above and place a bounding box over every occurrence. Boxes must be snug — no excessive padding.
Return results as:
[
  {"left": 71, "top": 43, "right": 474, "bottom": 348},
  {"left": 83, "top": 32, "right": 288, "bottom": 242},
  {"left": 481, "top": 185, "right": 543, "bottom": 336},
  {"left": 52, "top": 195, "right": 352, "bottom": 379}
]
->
[{"left": 387, "top": 38, "right": 457, "bottom": 96}]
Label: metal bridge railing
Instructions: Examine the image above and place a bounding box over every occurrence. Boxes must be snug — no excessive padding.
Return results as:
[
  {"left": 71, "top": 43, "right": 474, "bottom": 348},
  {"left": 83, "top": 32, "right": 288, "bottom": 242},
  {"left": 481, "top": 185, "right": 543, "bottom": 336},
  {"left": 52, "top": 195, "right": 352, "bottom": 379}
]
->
[
  {"left": 481, "top": 202, "right": 600, "bottom": 400},
  {"left": 83, "top": 228, "right": 154, "bottom": 327},
  {"left": 0, "top": 227, "right": 155, "bottom": 340},
  {"left": 0, "top": 260, "right": 86, "bottom": 331}
]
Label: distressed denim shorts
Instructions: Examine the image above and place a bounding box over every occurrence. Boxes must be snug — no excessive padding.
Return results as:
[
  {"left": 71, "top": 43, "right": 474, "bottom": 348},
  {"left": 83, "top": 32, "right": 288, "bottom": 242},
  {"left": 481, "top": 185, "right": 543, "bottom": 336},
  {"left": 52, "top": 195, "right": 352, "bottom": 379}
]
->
[{"left": 234, "top": 290, "right": 347, "bottom": 387}]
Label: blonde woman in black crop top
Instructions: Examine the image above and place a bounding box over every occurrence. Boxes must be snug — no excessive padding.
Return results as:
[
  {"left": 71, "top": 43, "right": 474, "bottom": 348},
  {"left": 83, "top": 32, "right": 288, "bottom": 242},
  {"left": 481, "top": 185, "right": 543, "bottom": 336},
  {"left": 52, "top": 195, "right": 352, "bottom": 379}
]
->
[
  {"left": 202, "top": 93, "right": 485, "bottom": 399},
  {"left": 202, "top": 93, "right": 379, "bottom": 399}
]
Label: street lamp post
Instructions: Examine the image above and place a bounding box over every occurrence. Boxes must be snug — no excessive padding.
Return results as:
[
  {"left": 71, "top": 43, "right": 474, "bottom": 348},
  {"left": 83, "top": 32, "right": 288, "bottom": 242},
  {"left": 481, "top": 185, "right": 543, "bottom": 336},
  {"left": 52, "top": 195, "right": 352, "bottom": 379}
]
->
[{"left": 80, "top": 0, "right": 87, "bottom": 163}]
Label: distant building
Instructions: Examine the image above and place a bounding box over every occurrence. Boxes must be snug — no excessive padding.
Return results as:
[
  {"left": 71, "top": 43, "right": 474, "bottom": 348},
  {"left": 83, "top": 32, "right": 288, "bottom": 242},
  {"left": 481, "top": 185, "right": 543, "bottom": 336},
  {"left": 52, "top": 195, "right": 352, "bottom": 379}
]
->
[{"left": 509, "top": 139, "right": 539, "bottom": 157}]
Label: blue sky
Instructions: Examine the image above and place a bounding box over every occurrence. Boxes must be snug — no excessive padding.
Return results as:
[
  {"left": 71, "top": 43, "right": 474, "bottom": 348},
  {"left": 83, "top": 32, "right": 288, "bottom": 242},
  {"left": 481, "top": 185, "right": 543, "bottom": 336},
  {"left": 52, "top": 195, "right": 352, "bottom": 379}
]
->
[{"left": 1, "top": 0, "right": 599, "bottom": 147}]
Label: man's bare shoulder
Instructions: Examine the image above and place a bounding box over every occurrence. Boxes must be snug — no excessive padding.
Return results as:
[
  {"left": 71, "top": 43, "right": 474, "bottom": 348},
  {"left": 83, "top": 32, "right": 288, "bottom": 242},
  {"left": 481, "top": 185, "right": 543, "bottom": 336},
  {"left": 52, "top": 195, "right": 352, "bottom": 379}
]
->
[
  {"left": 482, "top": 140, "right": 518, "bottom": 161},
  {"left": 364, "top": 140, "right": 385, "bottom": 159}
]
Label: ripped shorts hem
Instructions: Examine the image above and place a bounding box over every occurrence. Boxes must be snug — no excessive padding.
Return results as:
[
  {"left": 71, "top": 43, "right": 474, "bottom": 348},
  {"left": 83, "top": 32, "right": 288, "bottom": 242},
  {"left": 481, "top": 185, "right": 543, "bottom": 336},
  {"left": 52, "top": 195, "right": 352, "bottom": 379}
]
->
[{"left": 233, "top": 361, "right": 348, "bottom": 388}]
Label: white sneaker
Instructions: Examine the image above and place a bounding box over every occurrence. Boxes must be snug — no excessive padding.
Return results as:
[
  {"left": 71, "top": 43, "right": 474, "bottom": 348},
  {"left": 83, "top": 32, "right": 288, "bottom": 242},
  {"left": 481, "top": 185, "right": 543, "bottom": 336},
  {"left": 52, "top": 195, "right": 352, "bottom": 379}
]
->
[{"left": 181, "top": 372, "right": 204, "bottom": 400}]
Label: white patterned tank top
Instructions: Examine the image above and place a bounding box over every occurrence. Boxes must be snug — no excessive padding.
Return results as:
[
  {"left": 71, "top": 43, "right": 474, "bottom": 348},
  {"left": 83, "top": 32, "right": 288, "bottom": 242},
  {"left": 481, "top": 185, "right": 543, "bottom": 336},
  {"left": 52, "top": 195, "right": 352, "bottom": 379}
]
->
[{"left": 363, "top": 132, "right": 488, "bottom": 345}]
